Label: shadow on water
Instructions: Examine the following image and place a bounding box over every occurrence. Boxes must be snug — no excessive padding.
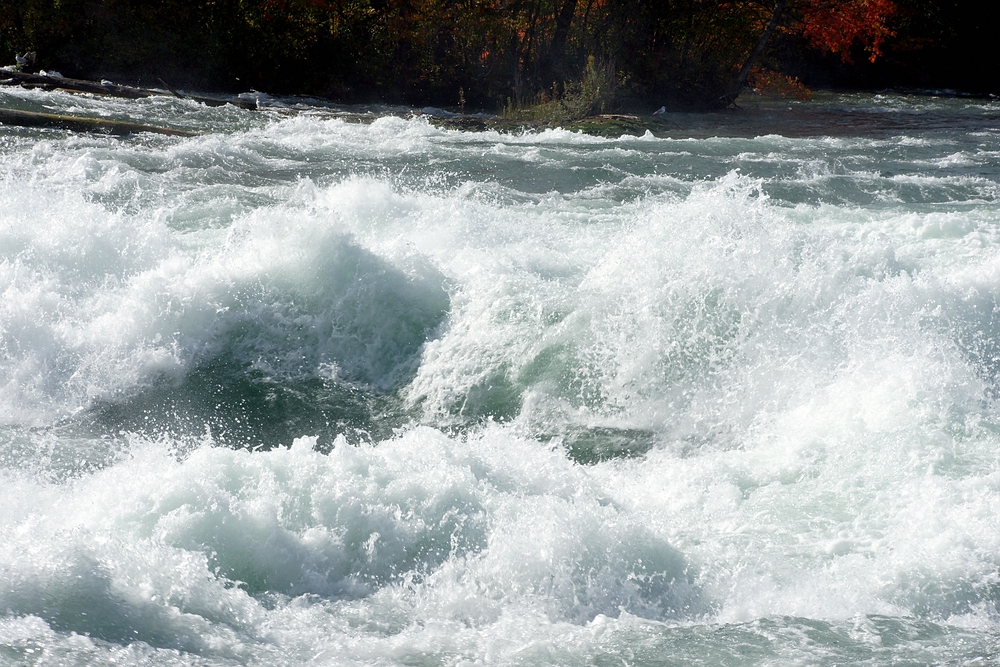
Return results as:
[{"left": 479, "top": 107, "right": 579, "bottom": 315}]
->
[
  {"left": 551, "top": 427, "right": 658, "bottom": 465},
  {"left": 433, "top": 361, "right": 658, "bottom": 465},
  {"left": 438, "top": 346, "right": 659, "bottom": 465},
  {"left": 77, "top": 361, "right": 415, "bottom": 450}
]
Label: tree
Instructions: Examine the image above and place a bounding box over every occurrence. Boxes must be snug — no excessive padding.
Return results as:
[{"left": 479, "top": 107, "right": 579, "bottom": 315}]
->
[
  {"left": 0, "top": 0, "right": 906, "bottom": 109},
  {"left": 721, "top": 0, "right": 896, "bottom": 106}
]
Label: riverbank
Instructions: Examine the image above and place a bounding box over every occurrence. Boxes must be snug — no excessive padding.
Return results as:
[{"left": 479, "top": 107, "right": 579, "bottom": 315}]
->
[
  {"left": 2, "top": 76, "right": 995, "bottom": 142},
  {"left": 353, "top": 89, "right": 1000, "bottom": 140}
]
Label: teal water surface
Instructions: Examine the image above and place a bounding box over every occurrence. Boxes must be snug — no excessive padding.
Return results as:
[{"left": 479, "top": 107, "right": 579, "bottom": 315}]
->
[{"left": 1, "top": 89, "right": 1000, "bottom": 665}]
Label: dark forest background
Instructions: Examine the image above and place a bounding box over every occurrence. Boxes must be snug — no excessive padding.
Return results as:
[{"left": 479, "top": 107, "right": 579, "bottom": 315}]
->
[{"left": 1, "top": 0, "right": 998, "bottom": 110}]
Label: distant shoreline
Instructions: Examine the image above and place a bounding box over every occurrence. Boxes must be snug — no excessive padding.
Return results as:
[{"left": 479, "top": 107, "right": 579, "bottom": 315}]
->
[{"left": 3, "top": 80, "right": 994, "bottom": 141}]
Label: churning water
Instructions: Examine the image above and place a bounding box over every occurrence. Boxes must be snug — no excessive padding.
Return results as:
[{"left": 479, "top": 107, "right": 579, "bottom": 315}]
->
[{"left": 2, "top": 88, "right": 1000, "bottom": 666}]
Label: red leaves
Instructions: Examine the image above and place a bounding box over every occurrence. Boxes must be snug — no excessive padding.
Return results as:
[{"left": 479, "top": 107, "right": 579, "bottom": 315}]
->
[
  {"left": 799, "top": 0, "right": 896, "bottom": 63},
  {"left": 191, "top": 0, "right": 901, "bottom": 104}
]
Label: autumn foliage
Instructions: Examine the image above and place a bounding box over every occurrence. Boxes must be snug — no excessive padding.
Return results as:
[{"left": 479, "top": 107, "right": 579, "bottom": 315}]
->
[
  {"left": 0, "top": 0, "right": 905, "bottom": 109},
  {"left": 800, "top": 0, "right": 896, "bottom": 62}
]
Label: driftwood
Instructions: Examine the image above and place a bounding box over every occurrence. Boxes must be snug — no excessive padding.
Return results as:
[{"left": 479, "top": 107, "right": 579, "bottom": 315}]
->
[
  {"left": 0, "top": 70, "right": 258, "bottom": 110},
  {"left": 0, "top": 108, "right": 198, "bottom": 137}
]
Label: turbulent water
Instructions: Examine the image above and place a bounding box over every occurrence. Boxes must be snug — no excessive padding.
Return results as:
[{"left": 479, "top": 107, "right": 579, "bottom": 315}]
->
[{"left": 2, "top": 88, "right": 1000, "bottom": 666}]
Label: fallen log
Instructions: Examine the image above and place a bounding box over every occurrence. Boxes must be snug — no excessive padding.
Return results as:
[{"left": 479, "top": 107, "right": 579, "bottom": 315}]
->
[
  {"left": 0, "top": 108, "right": 198, "bottom": 137},
  {"left": 2, "top": 71, "right": 151, "bottom": 98},
  {"left": 0, "top": 71, "right": 258, "bottom": 110}
]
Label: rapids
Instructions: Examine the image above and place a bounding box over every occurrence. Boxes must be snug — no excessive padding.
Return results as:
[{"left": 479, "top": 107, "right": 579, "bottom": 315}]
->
[{"left": 1, "top": 89, "right": 1000, "bottom": 665}]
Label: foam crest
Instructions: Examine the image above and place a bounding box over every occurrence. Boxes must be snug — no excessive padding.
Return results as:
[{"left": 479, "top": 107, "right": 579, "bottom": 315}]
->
[
  {"left": 0, "top": 426, "right": 703, "bottom": 659},
  {"left": 0, "top": 176, "right": 447, "bottom": 430},
  {"left": 4, "top": 91, "right": 1000, "bottom": 665},
  {"left": 3, "top": 411, "right": 998, "bottom": 663},
  {"left": 396, "top": 172, "right": 973, "bottom": 445}
]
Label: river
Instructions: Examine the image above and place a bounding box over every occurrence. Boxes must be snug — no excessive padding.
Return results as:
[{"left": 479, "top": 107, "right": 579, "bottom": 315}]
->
[{"left": 1, "top": 88, "right": 1000, "bottom": 665}]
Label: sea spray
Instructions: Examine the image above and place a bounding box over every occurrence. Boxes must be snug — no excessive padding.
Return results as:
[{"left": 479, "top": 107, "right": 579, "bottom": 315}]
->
[{"left": 2, "top": 88, "right": 1000, "bottom": 665}]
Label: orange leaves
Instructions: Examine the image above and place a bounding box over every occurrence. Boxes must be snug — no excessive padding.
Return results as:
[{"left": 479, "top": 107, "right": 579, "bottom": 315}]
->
[
  {"left": 747, "top": 65, "right": 813, "bottom": 99},
  {"left": 799, "top": 0, "right": 896, "bottom": 62}
]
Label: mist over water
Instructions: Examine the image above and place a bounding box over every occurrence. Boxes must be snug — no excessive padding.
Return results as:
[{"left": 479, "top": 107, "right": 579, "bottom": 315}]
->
[{"left": 2, "top": 90, "right": 1000, "bottom": 665}]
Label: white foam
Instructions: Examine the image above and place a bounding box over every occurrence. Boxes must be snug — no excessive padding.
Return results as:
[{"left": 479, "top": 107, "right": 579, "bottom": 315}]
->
[{"left": 4, "top": 91, "right": 1000, "bottom": 664}]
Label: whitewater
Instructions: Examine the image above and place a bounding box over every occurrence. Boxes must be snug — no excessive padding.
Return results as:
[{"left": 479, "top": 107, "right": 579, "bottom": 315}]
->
[{"left": 1, "top": 88, "right": 999, "bottom": 666}]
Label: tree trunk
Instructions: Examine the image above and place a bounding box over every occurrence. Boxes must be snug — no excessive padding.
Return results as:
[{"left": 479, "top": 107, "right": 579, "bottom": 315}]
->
[
  {"left": 719, "top": 0, "right": 787, "bottom": 107},
  {"left": 0, "top": 108, "right": 198, "bottom": 137},
  {"left": 544, "top": 0, "right": 579, "bottom": 82},
  {"left": 0, "top": 71, "right": 258, "bottom": 109}
]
